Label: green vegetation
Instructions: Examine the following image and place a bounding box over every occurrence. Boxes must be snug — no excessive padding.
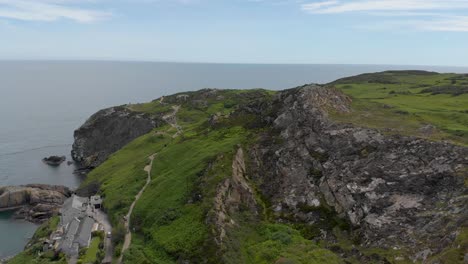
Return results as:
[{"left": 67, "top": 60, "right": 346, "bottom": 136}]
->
[
  {"left": 130, "top": 128, "right": 248, "bottom": 261},
  {"left": 32, "top": 216, "right": 59, "bottom": 243},
  {"left": 329, "top": 71, "right": 468, "bottom": 145},
  {"left": 420, "top": 85, "right": 468, "bottom": 96},
  {"left": 12, "top": 73, "right": 467, "bottom": 263},
  {"left": 80, "top": 236, "right": 103, "bottom": 264},
  {"left": 223, "top": 220, "right": 343, "bottom": 264},
  {"left": 8, "top": 216, "right": 66, "bottom": 264},
  {"left": 78, "top": 128, "right": 173, "bottom": 256},
  {"left": 77, "top": 89, "right": 344, "bottom": 263},
  {"left": 81, "top": 130, "right": 164, "bottom": 225},
  {"left": 427, "top": 227, "right": 468, "bottom": 264},
  {"left": 129, "top": 101, "right": 173, "bottom": 114},
  {"left": 7, "top": 253, "right": 66, "bottom": 264}
]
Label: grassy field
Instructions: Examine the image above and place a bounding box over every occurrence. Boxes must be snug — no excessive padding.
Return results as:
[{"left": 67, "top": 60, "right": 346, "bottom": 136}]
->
[
  {"left": 329, "top": 71, "right": 468, "bottom": 145},
  {"left": 124, "top": 127, "right": 249, "bottom": 263},
  {"left": 80, "top": 236, "right": 102, "bottom": 264},
  {"left": 221, "top": 220, "right": 344, "bottom": 264},
  {"left": 80, "top": 128, "right": 172, "bottom": 225}
]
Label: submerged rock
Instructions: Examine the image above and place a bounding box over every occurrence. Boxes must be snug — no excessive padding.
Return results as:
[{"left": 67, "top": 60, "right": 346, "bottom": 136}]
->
[{"left": 42, "top": 155, "right": 66, "bottom": 166}]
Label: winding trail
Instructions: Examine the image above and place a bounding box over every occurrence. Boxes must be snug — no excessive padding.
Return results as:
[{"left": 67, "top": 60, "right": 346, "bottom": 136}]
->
[
  {"left": 117, "top": 153, "right": 156, "bottom": 264},
  {"left": 117, "top": 104, "right": 182, "bottom": 263},
  {"left": 162, "top": 105, "right": 182, "bottom": 138}
]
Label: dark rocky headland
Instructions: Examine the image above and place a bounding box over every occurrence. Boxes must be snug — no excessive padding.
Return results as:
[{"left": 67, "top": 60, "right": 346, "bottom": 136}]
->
[{"left": 71, "top": 106, "right": 163, "bottom": 169}]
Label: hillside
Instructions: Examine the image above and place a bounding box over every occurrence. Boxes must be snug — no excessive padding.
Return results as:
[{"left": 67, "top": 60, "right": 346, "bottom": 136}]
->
[
  {"left": 9, "top": 71, "right": 468, "bottom": 264},
  {"left": 328, "top": 71, "right": 468, "bottom": 146}
]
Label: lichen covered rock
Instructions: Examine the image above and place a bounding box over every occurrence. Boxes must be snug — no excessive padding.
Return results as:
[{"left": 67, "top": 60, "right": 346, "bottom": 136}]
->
[{"left": 247, "top": 85, "right": 468, "bottom": 261}]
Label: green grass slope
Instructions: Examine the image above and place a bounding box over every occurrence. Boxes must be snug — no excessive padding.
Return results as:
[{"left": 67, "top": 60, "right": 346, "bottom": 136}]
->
[{"left": 328, "top": 71, "right": 468, "bottom": 145}]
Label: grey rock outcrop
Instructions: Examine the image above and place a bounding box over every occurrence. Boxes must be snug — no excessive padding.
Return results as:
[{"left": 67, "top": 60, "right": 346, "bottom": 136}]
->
[
  {"left": 211, "top": 148, "right": 258, "bottom": 247},
  {"left": 71, "top": 106, "right": 162, "bottom": 169},
  {"left": 0, "top": 184, "right": 71, "bottom": 222},
  {"left": 247, "top": 85, "right": 468, "bottom": 261}
]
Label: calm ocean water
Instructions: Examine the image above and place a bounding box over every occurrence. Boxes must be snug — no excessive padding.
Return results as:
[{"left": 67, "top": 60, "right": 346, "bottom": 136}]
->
[{"left": 1, "top": 61, "right": 467, "bottom": 259}]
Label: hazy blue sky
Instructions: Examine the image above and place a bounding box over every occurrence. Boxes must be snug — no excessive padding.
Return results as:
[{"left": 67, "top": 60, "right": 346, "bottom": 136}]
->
[{"left": 0, "top": 0, "right": 467, "bottom": 66}]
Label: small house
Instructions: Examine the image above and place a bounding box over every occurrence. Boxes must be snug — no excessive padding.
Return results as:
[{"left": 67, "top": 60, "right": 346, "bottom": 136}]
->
[{"left": 90, "top": 195, "right": 102, "bottom": 209}]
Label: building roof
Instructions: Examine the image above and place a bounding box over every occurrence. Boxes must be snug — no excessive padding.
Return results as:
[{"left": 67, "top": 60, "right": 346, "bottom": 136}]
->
[
  {"left": 90, "top": 195, "right": 102, "bottom": 205},
  {"left": 60, "top": 218, "right": 80, "bottom": 254},
  {"left": 60, "top": 206, "right": 82, "bottom": 226},
  {"left": 60, "top": 195, "right": 88, "bottom": 225},
  {"left": 76, "top": 216, "right": 94, "bottom": 247},
  {"left": 57, "top": 195, "right": 99, "bottom": 256},
  {"left": 72, "top": 195, "right": 89, "bottom": 209}
]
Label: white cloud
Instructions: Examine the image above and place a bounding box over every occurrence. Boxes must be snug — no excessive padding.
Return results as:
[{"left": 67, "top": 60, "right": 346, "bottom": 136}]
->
[
  {"left": 301, "top": 0, "right": 468, "bottom": 32},
  {"left": 301, "top": 0, "right": 337, "bottom": 10},
  {"left": 416, "top": 16, "right": 468, "bottom": 32},
  {"left": 0, "top": 0, "right": 111, "bottom": 23},
  {"left": 302, "top": 0, "right": 468, "bottom": 14}
]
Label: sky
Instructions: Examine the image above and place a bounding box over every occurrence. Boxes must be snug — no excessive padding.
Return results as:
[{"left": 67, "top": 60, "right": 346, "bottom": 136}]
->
[{"left": 0, "top": 0, "right": 467, "bottom": 66}]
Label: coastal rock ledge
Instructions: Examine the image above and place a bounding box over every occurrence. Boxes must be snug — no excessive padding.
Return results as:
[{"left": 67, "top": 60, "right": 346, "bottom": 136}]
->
[{"left": 0, "top": 184, "right": 71, "bottom": 223}]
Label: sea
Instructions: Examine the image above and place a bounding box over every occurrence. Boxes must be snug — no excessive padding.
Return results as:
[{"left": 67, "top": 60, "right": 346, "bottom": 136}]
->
[{"left": 1, "top": 61, "right": 467, "bottom": 259}]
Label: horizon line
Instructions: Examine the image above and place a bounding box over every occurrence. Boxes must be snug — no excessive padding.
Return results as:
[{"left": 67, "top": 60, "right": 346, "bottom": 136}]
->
[{"left": 0, "top": 58, "right": 468, "bottom": 69}]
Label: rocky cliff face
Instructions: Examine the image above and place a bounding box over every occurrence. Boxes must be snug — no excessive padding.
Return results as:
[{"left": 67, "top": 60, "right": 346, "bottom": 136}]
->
[
  {"left": 0, "top": 184, "right": 71, "bottom": 222},
  {"left": 246, "top": 85, "right": 468, "bottom": 262},
  {"left": 70, "top": 85, "right": 467, "bottom": 262},
  {"left": 211, "top": 148, "right": 258, "bottom": 248},
  {"left": 71, "top": 106, "right": 162, "bottom": 169}
]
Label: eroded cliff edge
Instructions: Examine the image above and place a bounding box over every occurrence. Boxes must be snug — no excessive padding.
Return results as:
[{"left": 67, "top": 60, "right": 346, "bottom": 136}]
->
[{"left": 71, "top": 105, "right": 163, "bottom": 169}]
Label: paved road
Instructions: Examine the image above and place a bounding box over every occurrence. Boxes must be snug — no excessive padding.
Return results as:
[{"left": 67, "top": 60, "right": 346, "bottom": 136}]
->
[
  {"left": 95, "top": 209, "right": 113, "bottom": 263},
  {"left": 117, "top": 154, "right": 155, "bottom": 264}
]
